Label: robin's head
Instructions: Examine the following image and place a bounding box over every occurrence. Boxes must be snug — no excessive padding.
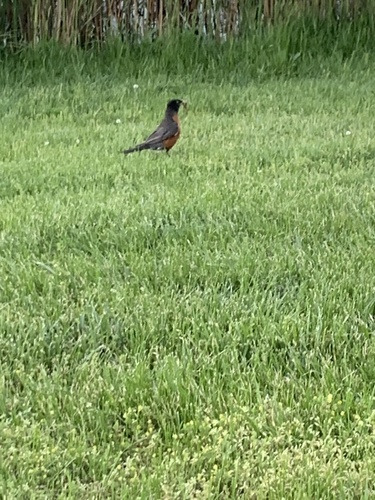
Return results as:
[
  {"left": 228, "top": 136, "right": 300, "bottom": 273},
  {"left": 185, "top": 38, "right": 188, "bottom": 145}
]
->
[{"left": 166, "top": 99, "right": 187, "bottom": 113}]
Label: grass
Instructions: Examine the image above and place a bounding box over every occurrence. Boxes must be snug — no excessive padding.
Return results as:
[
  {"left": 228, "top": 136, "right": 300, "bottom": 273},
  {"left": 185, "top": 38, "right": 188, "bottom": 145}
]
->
[{"left": 0, "top": 44, "right": 375, "bottom": 497}]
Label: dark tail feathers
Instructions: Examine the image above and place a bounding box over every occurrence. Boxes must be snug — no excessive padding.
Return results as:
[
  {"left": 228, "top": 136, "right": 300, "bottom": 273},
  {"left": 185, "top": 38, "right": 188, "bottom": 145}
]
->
[{"left": 123, "top": 143, "right": 150, "bottom": 155}]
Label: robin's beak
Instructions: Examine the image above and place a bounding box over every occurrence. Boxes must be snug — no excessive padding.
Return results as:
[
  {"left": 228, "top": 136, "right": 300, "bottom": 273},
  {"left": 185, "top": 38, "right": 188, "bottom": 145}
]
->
[{"left": 182, "top": 100, "right": 188, "bottom": 112}]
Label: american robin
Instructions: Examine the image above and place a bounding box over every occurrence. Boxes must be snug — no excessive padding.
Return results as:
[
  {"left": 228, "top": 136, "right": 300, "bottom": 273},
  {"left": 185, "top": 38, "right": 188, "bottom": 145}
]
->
[{"left": 123, "top": 99, "right": 187, "bottom": 155}]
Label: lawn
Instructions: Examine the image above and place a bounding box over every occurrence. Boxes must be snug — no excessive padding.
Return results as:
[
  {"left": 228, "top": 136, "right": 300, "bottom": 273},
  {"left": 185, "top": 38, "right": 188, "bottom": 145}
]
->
[{"left": 0, "top": 63, "right": 375, "bottom": 497}]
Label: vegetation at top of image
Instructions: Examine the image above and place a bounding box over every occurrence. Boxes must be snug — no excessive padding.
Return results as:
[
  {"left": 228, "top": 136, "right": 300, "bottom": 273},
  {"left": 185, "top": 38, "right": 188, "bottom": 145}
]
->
[
  {"left": 1, "top": 0, "right": 373, "bottom": 46},
  {"left": 1, "top": 0, "right": 375, "bottom": 84}
]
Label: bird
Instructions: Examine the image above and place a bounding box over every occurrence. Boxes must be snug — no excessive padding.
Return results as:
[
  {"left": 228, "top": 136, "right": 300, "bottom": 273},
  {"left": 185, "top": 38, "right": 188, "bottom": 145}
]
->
[{"left": 123, "top": 99, "right": 187, "bottom": 155}]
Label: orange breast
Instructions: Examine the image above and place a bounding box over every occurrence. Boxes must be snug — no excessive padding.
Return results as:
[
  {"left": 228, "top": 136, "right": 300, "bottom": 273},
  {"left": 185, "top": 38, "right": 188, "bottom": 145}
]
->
[
  {"left": 163, "top": 113, "right": 181, "bottom": 151},
  {"left": 163, "top": 131, "right": 180, "bottom": 151}
]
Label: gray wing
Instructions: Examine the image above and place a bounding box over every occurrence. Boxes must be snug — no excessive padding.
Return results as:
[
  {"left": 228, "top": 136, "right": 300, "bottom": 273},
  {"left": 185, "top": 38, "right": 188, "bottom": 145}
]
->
[{"left": 142, "top": 118, "right": 179, "bottom": 148}]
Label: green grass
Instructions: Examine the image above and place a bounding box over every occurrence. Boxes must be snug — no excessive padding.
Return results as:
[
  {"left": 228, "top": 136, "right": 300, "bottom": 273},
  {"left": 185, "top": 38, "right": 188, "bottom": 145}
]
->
[{"left": 1, "top": 48, "right": 375, "bottom": 497}]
